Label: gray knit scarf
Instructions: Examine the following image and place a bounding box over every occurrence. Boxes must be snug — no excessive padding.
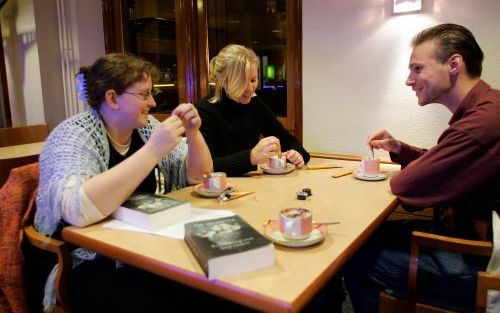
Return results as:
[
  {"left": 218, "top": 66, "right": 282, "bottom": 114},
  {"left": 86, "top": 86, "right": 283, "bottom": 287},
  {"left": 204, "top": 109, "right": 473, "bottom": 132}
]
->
[{"left": 34, "top": 107, "right": 188, "bottom": 311}]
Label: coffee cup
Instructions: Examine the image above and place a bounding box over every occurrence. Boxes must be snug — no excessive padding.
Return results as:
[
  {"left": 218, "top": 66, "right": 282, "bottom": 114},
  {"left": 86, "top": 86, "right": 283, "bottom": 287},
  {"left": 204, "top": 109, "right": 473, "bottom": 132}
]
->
[
  {"left": 269, "top": 155, "right": 286, "bottom": 169},
  {"left": 278, "top": 208, "right": 313, "bottom": 240},
  {"left": 359, "top": 158, "right": 380, "bottom": 177},
  {"left": 202, "top": 172, "right": 227, "bottom": 192}
]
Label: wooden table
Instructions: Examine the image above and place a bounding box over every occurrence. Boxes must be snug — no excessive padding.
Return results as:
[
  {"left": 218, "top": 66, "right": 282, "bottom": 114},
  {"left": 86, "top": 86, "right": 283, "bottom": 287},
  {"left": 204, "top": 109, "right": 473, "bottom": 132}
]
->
[
  {"left": 62, "top": 158, "right": 400, "bottom": 313},
  {"left": 0, "top": 142, "right": 44, "bottom": 186}
]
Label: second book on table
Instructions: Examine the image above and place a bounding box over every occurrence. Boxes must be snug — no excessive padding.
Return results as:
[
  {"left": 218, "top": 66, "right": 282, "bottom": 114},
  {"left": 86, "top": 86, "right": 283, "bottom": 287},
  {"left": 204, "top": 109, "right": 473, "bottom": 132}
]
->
[{"left": 184, "top": 215, "right": 275, "bottom": 280}]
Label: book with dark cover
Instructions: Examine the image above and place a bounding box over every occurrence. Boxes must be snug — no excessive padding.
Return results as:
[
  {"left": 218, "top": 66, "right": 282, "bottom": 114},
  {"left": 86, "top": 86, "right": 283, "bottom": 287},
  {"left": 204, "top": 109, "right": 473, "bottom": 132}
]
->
[
  {"left": 184, "top": 215, "right": 275, "bottom": 280},
  {"left": 112, "top": 193, "right": 191, "bottom": 230}
]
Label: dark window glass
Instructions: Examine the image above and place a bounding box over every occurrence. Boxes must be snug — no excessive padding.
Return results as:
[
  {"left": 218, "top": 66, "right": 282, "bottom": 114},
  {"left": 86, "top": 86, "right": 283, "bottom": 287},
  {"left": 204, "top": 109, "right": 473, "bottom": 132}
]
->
[
  {"left": 206, "top": 0, "right": 287, "bottom": 117},
  {"left": 123, "top": 0, "right": 179, "bottom": 112}
]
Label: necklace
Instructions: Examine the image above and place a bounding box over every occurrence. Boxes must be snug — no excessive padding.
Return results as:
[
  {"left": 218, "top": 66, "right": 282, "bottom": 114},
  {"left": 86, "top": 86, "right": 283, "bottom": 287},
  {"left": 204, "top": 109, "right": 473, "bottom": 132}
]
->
[{"left": 106, "top": 130, "right": 131, "bottom": 155}]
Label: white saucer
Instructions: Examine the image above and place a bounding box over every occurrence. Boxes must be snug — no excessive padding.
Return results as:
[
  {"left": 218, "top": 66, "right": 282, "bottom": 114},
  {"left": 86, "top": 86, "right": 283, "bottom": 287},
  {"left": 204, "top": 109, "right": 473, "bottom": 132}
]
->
[
  {"left": 260, "top": 163, "right": 295, "bottom": 175},
  {"left": 193, "top": 183, "right": 232, "bottom": 197},
  {"left": 352, "top": 171, "right": 387, "bottom": 181},
  {"left": 263, "top": 221, "right": 327, "bottom": 247}
]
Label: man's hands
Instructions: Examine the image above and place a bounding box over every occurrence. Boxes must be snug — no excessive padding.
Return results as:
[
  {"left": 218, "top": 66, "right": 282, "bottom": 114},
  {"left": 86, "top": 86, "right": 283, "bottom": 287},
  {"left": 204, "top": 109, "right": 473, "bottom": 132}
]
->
[{"left": 367, "top": 128, "right": 401, "bottom": 154}]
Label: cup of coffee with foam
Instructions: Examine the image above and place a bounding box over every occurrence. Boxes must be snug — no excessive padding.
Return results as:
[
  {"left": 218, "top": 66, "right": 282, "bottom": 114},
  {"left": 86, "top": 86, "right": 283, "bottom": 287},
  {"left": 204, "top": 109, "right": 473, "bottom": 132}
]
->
[
  {"left": 203, "top": 172, "right": 227, "bottom": 193},
  {"left": 278, "top": 208, "right": 313, "bottom": 240}
]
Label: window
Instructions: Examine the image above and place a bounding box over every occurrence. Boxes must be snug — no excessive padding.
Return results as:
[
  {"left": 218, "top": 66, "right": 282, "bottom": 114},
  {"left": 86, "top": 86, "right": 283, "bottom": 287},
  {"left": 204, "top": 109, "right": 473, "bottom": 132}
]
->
[{"left": 102, "top": 0, "right": 303, "bottom": 139}]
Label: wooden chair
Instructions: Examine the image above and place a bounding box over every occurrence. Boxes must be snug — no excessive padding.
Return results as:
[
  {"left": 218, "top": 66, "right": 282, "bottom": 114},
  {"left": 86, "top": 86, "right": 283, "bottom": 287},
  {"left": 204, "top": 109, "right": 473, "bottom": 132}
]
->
[
  {"left": 0, "top": 163, "right": 71, "bottom": 313},
  {"left": 0, "top": 124, "right": 49, "bottom": 187},
  {"left": 24, "top": 226, "right": 72, "bottom": 313},
  {"left": 379, "top": 231, "right": 500, "bottom": 313}
]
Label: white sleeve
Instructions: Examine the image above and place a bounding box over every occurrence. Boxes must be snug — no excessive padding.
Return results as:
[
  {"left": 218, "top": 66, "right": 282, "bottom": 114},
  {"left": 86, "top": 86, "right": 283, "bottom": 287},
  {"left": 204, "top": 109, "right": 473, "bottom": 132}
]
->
[{"left": 60, "top": 177, "right": 106, "bottom": 227}]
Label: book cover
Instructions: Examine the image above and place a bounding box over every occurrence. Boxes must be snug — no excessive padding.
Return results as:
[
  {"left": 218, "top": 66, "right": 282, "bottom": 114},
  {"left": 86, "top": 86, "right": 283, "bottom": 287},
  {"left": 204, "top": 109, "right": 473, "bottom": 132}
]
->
[
  {"left": 184, "top": 215, "right": 275, "bottom": 280},
  {"left": 112, "top": 193, "right": 191, "bottom": 230}
]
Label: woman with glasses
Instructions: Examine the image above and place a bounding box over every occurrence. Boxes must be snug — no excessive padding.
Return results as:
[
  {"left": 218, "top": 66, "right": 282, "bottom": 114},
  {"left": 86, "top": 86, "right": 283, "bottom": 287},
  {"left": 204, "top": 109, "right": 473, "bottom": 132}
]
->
[{"left": 32, "top": 53, "right": 216, "bottom": 312}]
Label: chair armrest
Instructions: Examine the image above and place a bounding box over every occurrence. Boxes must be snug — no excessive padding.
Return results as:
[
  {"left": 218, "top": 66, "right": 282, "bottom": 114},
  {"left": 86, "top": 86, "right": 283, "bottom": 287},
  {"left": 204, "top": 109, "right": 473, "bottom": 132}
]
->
[
  {"left": 411, "top": 231, "right": 493, "bottom": 256},
  {"left": 24, "top": 225, "right": 72, "bottom": 311},
  {"left": 476, "top": 271, "right": 500, "bottom": 310},
  {"left": 407, "top": 231, "right": 493, "bottom": 313},
  {"left": 24, "top": 225, "right": 67, "bottom": 253}
]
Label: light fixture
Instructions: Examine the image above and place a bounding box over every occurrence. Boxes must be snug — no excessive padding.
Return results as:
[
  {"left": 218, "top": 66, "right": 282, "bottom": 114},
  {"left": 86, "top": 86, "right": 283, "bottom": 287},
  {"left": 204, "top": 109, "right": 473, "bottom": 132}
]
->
[{"left": 392, "top": 0, "right": 422, "bottom": 14}]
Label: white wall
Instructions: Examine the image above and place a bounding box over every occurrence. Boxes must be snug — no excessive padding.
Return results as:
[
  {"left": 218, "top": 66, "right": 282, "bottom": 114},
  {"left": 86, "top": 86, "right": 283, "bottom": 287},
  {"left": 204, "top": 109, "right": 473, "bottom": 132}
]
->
[
  {"left": 303, "top": 0, "right": 500, "bottom": 158},
  {"left": 1, "top": 0, "right": 45, "bottom": 126},
  {"left": 72, "top": 0, "right": 105, "bottom": 68},
  {"left": 1, "top": 0, "right": 104, "bottom": 129},
  {"left": 33, "top": 0, "right": 66, "bottom": 129}
]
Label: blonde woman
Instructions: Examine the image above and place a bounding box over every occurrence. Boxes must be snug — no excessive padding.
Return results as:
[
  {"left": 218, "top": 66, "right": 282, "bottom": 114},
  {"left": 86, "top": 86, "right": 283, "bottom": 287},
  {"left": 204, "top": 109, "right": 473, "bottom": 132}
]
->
[{"left": 197, "top": 44, "right": 309, "bottom": 176}]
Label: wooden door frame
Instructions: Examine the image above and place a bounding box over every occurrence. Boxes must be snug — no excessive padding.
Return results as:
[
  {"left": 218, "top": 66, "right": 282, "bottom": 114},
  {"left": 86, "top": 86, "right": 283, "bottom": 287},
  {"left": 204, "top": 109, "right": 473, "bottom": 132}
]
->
[
  {"left": 287, "top": 0, "right": 302, "bottom": 141},
  {"left": 101, "top": 0, "right": 124, "bottom": 53},
  {"left": 175, "top": 0, "right": 203, "bottom": 103},
  {"left": 0, "top": 19, "right": 12, "bottom": 127}
]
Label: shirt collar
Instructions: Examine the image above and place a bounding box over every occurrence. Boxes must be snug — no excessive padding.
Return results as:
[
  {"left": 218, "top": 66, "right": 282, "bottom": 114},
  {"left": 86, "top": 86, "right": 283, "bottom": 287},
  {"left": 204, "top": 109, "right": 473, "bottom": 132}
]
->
[
  {"left": 449, "top": 80, "right": 491, "bottom": 125},
  {"left": 220, "top": 90, "right": 252, "bottom": 109}
]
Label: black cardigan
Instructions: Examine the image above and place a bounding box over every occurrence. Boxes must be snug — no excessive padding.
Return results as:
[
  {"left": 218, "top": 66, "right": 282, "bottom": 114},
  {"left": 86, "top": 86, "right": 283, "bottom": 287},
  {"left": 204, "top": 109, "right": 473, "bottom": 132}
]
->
[{"left": 198, "top": 93, "right": 310, "bottom": 176}]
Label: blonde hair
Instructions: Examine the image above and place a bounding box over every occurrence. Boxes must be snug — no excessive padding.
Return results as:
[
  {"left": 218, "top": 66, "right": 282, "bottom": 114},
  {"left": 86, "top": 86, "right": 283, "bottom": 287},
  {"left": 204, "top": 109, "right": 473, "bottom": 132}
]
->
[{"left": 208, "top": 44, "right": 260, "bottom": 103}]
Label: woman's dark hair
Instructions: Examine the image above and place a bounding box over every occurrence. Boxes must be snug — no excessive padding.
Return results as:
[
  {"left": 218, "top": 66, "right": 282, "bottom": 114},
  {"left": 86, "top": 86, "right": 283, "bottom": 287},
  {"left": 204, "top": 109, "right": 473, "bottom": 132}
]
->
[
  {"left": 412, "top": 23, "right": 484, "bottom": 78},
  {"left": 78, "top": 53, "right": 160, "bottom": 108}
]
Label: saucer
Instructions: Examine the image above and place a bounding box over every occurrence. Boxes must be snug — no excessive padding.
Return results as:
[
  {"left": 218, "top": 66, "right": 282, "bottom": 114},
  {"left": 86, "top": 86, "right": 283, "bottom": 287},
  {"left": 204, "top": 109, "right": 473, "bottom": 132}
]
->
[
  {"left": 352, "top": 171, "right": 387, "bottom": 181},
  {"left": 260, "top": 163, "right": 295, "bottom": 175},
  {"left": 263, "top": 220, "right": 327, "bottom": 247},
  {"left": 193, "top": 183, "right": 232, "bottom": 197}
]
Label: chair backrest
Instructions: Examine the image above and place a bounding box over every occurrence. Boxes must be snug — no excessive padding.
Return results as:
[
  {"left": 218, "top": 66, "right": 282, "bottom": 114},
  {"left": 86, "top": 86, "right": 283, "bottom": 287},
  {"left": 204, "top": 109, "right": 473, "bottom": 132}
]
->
[
  {"left": 0, "top": 163, "right": 71, "bottom": 313},
  {"left": 0, "top": 163, "right": 39, "bottom": 313},
  {"left": 0, "top": 124, "right": 49, "bottom": 147},
  {"left": 0, "top": 124, "right": 48, "bottom": 187}
]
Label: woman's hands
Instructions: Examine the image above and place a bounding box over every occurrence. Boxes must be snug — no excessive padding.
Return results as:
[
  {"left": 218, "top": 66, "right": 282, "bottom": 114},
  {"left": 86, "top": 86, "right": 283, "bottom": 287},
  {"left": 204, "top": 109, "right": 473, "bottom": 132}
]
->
[
  {"left": 146, "top": 115, "right": 185, "bottom": 158},
  {"left": 283, "top": 149, "right": 305, "bottom": 168},
  {"left": 173, "top": 103, "right": 212, "bottom": 183},
  {"left": 172, "top": 103, "right": 201, "bottom": 137},
  {"left": 250, "top": 136, "right": 281, "bottom": 165},
  {"left": 146, "top": 103, "right": 204, "bottom": 159},
  {"left": 250, "top": 137, "right": 305, "bottom": 167}
]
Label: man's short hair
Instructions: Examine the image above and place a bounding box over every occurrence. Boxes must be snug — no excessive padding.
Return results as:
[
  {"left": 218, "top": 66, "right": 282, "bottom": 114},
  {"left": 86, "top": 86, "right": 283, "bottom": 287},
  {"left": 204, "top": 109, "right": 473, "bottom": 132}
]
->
[{"left": 412, "top": 23, "right": 484, "bottom": 78}]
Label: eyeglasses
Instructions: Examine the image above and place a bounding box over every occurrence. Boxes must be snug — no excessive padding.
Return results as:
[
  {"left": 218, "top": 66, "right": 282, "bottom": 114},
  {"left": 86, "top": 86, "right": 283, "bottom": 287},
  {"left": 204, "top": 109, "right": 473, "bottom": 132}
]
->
[{"left": 123, "top": 91, "right": 154, "bottom": 101}]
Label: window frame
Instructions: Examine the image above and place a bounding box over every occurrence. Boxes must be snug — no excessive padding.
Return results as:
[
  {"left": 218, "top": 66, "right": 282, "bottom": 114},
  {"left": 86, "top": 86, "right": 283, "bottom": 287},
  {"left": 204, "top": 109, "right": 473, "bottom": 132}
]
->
[{"left": 101, "top": 0, "right": 302, "bottom": 141}]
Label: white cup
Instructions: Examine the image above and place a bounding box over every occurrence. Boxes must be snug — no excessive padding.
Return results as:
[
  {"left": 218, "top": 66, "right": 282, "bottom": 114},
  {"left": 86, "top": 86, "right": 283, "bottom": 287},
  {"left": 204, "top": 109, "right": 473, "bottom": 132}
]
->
[
  {"left": 203, "top": 172, "right": 227, "bottom": 192},
  {"left": 269, "top": 155, "right": 286, "bottom": 169},
  {"left": 278, "top": 208, "right": 313, "bottom": 240},
  {"left": 359, "top": 158, "right": 380, "bottom": 177}
]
